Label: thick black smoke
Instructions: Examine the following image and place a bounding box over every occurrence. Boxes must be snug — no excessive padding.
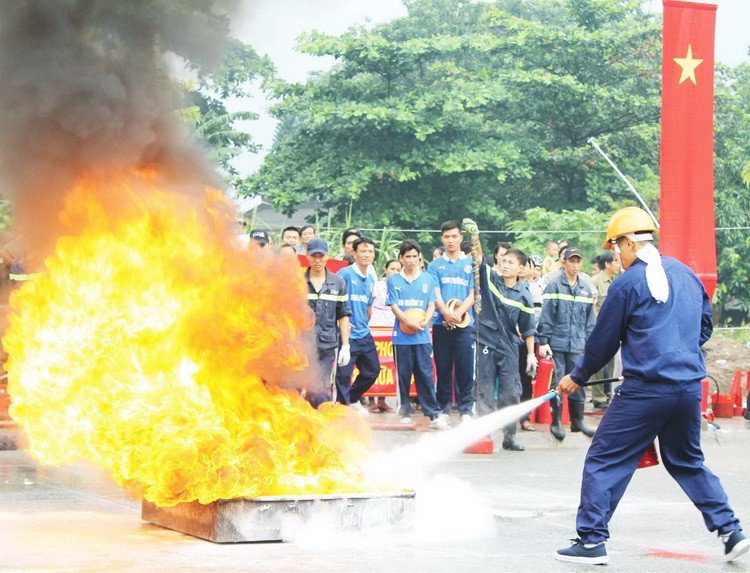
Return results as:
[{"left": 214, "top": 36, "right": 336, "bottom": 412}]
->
[{"left": 0, "top": 0, "right": 238, "bottom": 261}]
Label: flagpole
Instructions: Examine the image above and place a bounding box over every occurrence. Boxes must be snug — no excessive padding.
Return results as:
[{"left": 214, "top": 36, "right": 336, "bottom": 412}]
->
[{"left": 587, "top": 137, "right": 660, "bottom": 229}]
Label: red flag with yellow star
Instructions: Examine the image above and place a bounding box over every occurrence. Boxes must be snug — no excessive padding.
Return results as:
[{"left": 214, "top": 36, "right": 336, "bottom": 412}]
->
[{"left": 659, "top": 0, "right": 717, "bottom": 298}]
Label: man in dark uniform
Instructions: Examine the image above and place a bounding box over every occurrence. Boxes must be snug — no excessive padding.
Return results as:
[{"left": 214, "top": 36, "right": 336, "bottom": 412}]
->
[
  {"left": 555, "top": 207, "right": 748, "bottom": 564},
  {"left": 463, "top": 219, "right": 537, "bottom": 450},
  {"left": 304, "top": 238, "right": 351, "bottom": 407}
]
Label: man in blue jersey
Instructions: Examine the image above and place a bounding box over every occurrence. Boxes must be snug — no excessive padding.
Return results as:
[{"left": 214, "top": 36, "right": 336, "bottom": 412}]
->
[
  {"left": 335, "top": 237, "right": 380, "bottom": 415},
  {"left": 387, "top": 239, "right": 448, "bottom": 430},
  {"left": 554, "top": 207, "right": 748, "bottom": 565},
  {"left": 427, "top": 221, "right": 475, "bottom": 424}
]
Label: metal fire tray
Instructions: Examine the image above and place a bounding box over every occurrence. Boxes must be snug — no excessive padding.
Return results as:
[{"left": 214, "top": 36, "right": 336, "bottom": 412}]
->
[{"left": 142, "top": 491, "right": 416, "bottom": 543}]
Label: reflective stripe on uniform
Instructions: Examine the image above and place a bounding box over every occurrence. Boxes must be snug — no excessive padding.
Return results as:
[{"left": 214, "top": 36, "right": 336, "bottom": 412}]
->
[
  {"left": 486, "top": 268, "right": 536, "bottom": 315},
  {"left": 543, "top": 292, "right": 594, "bottom": 304},
  {"left": 308, "top": 293, "right": 347, "bottom": 302},
  {"left": 9, "top": 272, "right": 43, "bottom": 281}
]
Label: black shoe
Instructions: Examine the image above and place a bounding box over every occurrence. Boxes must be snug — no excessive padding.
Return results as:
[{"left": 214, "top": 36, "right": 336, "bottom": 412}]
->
[
  {"left": 723, "top": 530, "right": 750, "bottom": 562},
  {"left": 593, "top": 401, "right": 609, "bottom": 410},
  {"left": 555, "top": 538, "right": 608, "bottom": 564},
  {"left": 502, "top": 435, "right": 525, "bottom": 451}
]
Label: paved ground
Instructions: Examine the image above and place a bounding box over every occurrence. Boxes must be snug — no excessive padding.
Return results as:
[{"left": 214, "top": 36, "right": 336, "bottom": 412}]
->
[{"left": 1, "top": 411, "right": 749, "bottom": 572}]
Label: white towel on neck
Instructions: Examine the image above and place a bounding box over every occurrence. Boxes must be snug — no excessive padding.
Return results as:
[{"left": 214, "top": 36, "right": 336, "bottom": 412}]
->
[{"left": 636, "top": 243, "right": 669, "bottom": 303}]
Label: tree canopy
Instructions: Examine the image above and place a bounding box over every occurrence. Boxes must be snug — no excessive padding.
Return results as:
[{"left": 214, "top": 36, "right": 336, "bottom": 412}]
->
[{"left": 251, "top": 0, "right": 661, "bottom": 231}]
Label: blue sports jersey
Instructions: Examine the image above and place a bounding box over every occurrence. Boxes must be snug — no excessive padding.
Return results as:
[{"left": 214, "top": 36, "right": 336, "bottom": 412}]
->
[
  {"left": 387, "top": 270, "right": 437, "bottom": 345},
  {"left": 337, "top": 265, "right": 375, "bottom": 340},
  {"left": 426, "top": 253, "right": 475, "bottom": 326}
]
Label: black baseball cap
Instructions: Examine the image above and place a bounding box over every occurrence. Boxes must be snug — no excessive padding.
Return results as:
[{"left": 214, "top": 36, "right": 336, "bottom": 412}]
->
[
  {"left": 250, "top": 230, "right": 270, "bottom": 244},
  {"left": 563, "top": 247, "right": 584, "bottom": 260}
]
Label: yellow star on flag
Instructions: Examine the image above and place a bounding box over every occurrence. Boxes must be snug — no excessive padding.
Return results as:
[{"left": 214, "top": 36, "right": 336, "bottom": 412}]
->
[{"left": 673, "top": 44, "right": 703, "bottom": 86}]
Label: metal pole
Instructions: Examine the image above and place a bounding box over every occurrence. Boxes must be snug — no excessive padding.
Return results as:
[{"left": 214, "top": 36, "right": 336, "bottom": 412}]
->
[{"left": 587, "top": 137, "right": 660, "bottom": 229}]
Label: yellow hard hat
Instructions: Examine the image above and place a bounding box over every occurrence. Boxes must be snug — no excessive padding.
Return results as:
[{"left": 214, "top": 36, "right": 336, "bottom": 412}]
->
[{"left": 602, "top": 207, "right": 657, "bottom": 250}]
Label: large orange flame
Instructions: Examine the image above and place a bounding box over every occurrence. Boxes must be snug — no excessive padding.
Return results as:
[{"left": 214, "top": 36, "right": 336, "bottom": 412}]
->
[{"left": 3, "top": 173, "right": 372, "bottom": 506}]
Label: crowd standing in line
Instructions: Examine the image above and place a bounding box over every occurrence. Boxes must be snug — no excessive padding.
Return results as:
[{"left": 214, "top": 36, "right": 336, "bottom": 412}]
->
[{"left": 241, "top": 221, "right": 687, "bottom": 443}]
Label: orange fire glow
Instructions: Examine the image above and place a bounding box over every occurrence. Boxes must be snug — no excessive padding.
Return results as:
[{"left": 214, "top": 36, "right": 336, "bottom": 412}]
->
[{"left": 3, "top": 173, "right": 372, "bottom": 506}]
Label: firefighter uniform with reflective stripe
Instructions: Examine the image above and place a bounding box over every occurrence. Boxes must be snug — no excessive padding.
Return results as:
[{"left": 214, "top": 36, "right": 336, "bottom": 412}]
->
[
  {"left": 305, "top": 268, "right": 351, "bottom": 352},
  {"left": 568, "top": 256, "right": 742, "bottom": 545},
  {"left": 305, "top": 268, "right": 351, "bottom": 405},
  {"left": 475, "top": 262, "right": 536, "bottom": 416},
  {"left": 538, "top": 271, "right": 595, "bottom": 403}
]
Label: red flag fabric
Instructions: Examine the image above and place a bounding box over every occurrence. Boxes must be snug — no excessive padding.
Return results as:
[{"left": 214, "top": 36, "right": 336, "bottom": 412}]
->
[{"left": 659, "top": 0, "right": 717, "bottom": 298}]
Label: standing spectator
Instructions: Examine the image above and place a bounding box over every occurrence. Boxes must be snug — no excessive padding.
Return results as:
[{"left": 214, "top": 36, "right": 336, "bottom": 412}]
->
[
  {"left": 280, "top": 226, "right": 300, "bottom": 250},
  {"left": 464, "top": 219, "right": 536, "bottom": 450},
  {"left": 518, "top": 256, "right": 543, "bottom": 432},
  {"left": 335, "top": 237, "right": 380, "bottom": 415},
  {"left": 538, "top": 247, "right": 596, "bottom": 440},
  {"left": 340, "top": 228, "right": 361, "bottom": 264},
  {"left": 427, "top": 220, "right": 475, "bottom": 423},
  {"left": 492, "top": 242, "right": 511, "bottom": 274},
  {"left": 298, "top": 224, "right": 315, "bottom": 254},
  {"left": 590, "top": 254, "right": 601, "bottom": 278},
  {"left": 555, "top": 206, "right": 748, "bottom": 565},
  {"left": 587, "top": 251, "right": 622, "bottom": 409},
  {"left": 432, "top": 246, "right": 444, "bottom": 261},
  {"left": 368, "top": 258, "right": 402, "bottom": 413},
  {"left": 388, "top": 240, "right": 448, "bottom": 430},
  {"left": 304, "top": 238, "right": 351, "bottom": 407},
  {"left": 541, "top": 240, "right": 559, "bottom": 276}
]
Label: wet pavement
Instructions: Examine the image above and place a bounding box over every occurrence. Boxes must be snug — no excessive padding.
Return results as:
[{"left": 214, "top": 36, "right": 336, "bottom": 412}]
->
[{"left": 1, "top": 413, "right": 749, "bottom": 572}]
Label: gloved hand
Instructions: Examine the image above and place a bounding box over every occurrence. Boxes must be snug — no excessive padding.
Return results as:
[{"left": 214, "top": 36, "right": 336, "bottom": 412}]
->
[
  {"left": 337, "top": 344, "right": 351, "bottom": 367},
  {"left": 538, "top": 344, "right": 553, "bottom": 359},
  {"left": 525, "top": 353, "right": 538, "bottom": 376},
  {"left": 462, "top": 218, "right": 479, "bottom": 236}
]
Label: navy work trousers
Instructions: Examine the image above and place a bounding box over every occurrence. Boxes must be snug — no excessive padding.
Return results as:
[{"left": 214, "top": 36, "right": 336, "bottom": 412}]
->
[
  {"left": 393, "top": 344, "right": 440, "bottom": 418},
  {"left": 334, "top": 333, "right": 380, "bottom": 405},
  {"left": 577, "top": 384, "right": 741, "bottom": 543},
  {"left": 552, "top": 350, "right": 586, "bottom": 403},
  {"left": 433, "top": 324, "right": 475, "bottom": 416},
  {"left": 475, "top": 345, "right": 520, "bottom": 417}
]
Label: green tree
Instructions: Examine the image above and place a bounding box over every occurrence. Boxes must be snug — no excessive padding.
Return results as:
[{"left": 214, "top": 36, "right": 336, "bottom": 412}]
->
[
  {"left": 251, "top": 0, "right": 660, "bottom": 230},
  {"left": 713, "top": 62, "right": 750, "bottom": 323},
  {"left": 180, "top": 39, "right": 275, "bottom": 195}
]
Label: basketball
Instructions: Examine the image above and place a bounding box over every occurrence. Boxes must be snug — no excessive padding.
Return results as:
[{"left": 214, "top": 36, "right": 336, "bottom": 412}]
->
[
  {"left": 446, "top": 298, "right": 470, "bottom": 328},
  {"left": 399, "top": 307, "right": 426, "bottom": 334}
]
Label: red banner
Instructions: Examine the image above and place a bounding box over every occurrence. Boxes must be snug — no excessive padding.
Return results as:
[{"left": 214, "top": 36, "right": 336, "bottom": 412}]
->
[{"left": 659, "top": 0, "right": 717, "bottom": 298}]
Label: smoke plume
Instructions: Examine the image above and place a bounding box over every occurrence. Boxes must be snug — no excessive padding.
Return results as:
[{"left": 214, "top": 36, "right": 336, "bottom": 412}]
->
[{"left": 0, "top": 0, "right": 238, "bottom": 260}]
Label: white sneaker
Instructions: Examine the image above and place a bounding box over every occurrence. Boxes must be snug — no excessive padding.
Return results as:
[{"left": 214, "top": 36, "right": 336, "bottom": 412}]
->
[
  {"left": 349, "top": 402, "right": 370, "bottom": 417},
  {"left": 460, "top": 414, "right": 473, "bottom": 423},
  {"left": 401, "top": 416, "right": 412, "bottom": 424},
  {"left": 439, "top": 413, "right": 450, "bottom": 425},
  {"left": 429, "top": 416, "right": 450, "bottom": 431}
]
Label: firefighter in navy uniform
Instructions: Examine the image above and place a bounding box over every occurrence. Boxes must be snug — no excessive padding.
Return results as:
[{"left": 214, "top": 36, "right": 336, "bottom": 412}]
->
[
  {"left": 463, "top": 219, "right": 537, "bottom": 451},
  {"left": 304, "top": 238, "right": 351, "bottom": 407},
  {"left": 554, "top": 207, "right": 749, "bottom": 565}
]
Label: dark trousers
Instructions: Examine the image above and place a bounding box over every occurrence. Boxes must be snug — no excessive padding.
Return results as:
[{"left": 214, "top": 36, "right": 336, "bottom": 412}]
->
[
  {"left": 306, "top": 348, "right": 334, "bottom": 407},
  {"left": 433, "top": 325, "right": 475, "bottom": 416},
  {"left": 475, "top": 345, "right": 520, "bottom": 417},
  {"left": 393, "top": 344, "right": 440, "bottom": 418},
  {"left": 518, "top": 345, "right": 533, "bottom": 422},
  {"left": 552, "top": 350, "right": 586, "bottom": 403},
  {"left": 577, "top": 386, "right": 741, "bottom": 543},
  {"left": 333, "top": 333, "right": 380, "bottom": 405}
]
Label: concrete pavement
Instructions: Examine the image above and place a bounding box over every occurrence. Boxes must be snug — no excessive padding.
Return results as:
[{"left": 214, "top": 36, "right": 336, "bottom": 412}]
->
[{"left": 1, "top": 413, "right": 749, "bottom": 572}]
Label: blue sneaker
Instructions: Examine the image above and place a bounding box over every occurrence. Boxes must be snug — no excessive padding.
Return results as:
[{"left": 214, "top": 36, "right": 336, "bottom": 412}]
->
[
  {"left": 723, "top": 530, "right": 750, "bottom": 562},
  {"left": 555, "top": 538, "right": 609, "bottom": 565}
]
